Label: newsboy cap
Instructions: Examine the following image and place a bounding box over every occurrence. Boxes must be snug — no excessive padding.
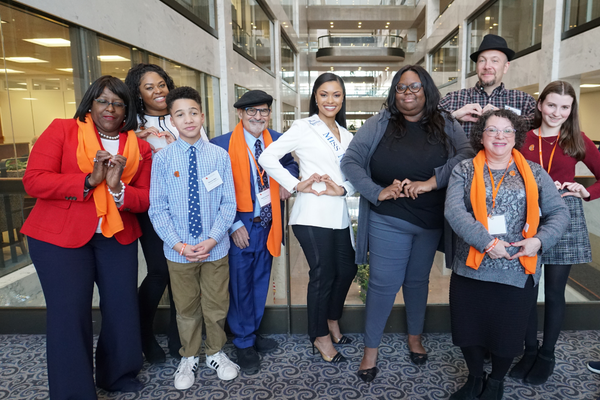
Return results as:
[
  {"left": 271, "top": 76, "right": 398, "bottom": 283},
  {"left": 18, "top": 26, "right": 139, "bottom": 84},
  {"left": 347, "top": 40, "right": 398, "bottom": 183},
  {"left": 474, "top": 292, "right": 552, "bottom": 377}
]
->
[
  {"left": 233, "top": 90, "right": 273, "bottom": 109},
  {"left": 470, "top": 34, "right": 515, "bottom": 62}
]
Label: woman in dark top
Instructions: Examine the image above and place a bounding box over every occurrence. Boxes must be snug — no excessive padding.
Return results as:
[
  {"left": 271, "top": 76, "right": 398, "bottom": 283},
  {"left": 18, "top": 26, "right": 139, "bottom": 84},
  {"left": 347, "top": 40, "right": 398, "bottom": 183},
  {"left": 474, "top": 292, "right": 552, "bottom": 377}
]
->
[
  {"left": 511, "top": 81, "right": 600, "bottom": 384},
  {"left": 341, "top": 65, "right": 473, "bottom": 382}
]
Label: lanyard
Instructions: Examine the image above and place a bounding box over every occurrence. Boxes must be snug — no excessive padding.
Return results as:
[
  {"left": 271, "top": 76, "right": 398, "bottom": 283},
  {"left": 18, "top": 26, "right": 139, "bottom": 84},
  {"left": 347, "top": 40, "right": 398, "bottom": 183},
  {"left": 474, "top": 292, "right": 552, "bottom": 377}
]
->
[
  {"left": 486, "top": 156, "right": 512, "bottom": 217},
  {"left": 246, "top": 142, "right": 267, "bottom": 187},
  {"left": 537, "top": 128, "right": 560, "bottom": 174}
]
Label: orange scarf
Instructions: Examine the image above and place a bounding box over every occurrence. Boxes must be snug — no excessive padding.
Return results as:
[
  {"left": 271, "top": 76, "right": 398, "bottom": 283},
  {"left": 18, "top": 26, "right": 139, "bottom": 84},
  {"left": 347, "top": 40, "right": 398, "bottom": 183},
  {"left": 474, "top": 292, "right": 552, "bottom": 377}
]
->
[
  {"left": 228, "top": 122, "right": 282, "bottom": 257},
  {"left": 466, "top": 149, "right": 539, "bottom": 274},
  {"left": 76, "top": 114, "right": 140, "bottom": 238}
]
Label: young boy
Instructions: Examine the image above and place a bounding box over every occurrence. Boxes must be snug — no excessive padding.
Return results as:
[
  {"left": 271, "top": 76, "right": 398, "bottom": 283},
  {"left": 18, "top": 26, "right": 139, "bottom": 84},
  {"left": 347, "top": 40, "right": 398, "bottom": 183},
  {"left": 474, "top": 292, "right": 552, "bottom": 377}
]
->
[{"left": 149, "top": 86, "right": 238, "bottom": 390}]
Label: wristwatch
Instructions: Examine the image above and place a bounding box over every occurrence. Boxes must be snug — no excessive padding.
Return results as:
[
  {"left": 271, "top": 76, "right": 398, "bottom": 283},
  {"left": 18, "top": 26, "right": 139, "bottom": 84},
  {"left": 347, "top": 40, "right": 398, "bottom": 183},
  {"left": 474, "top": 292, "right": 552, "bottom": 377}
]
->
[{"left": 84, "top": 174, "right": 97, "bottom": 190}]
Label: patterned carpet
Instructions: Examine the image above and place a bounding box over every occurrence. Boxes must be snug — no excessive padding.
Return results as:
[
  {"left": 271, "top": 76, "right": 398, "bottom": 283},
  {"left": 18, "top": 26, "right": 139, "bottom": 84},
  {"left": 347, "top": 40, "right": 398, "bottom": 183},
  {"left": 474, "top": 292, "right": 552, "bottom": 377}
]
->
[{"left": 2, "top": 331, "right": 600, "bottom": 399}]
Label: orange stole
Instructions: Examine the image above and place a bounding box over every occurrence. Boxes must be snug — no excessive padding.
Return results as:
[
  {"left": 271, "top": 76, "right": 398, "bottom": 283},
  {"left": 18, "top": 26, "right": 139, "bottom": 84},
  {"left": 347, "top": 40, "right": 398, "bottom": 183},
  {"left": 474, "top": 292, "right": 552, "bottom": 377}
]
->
[
  {"left": 466, "top": 149, "right": 539, "bottom": 274},
  {"left": 76, "top": 114, "right": 140, "bottom": 238},
  {"left": 228, "top": 122, "right": 282, "bottom": 257}
]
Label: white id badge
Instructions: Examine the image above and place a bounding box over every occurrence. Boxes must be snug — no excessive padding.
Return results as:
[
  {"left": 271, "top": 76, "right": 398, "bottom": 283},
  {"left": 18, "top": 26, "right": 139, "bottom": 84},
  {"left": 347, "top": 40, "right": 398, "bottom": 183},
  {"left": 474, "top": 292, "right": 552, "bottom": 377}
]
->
[
  {"left": 257, "top": 189, "right": 271, "bottom": 207},
  {"left": 202, "top": 170, "right": 223, "bottom": 192},
  {"left": 487, "top": 214, "right": 507, "bottom": 235}
]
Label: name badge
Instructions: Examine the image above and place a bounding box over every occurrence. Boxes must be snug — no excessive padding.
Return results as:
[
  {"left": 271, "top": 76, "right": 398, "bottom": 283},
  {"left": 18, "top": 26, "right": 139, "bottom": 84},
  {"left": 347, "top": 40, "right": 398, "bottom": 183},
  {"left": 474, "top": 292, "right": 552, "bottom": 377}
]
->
[
  {"left": 504, "top": 105, "right": 522, "bottom": 116},
  {"left": 257, "top": 189, "right": 271, "bottom": 207},
  {"left": 202, "top": 170, "right": 223, "bottom": 192},
  {"left": 488, "top": 214, "right": 507, "bottom": 235}
]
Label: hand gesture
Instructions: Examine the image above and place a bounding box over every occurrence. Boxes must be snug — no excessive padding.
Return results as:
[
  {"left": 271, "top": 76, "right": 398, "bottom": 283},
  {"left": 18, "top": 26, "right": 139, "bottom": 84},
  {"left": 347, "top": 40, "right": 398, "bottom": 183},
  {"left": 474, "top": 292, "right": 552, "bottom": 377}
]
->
[
  {"left": 378, "top": 179, "right": 406, "bottom": 201},
  {"left": 482, "top": 104, "right": 499, "bottom": 113},
  {"left": 88, "top": 150, "right": 111, "bottom": 187},
  {"left": 509, "top": 238, "right": 541, "bottom": 259},
  {"left": 186, "top": 238, "right": 217, "bottom": 262},
  {"left": 560, "top": 181, "right": 590, "bottom": 199},
  {"left": 136, "top": 126, "right": 160, "bottom": 139},
  {"left": 105, "top": 155, "right": 127, "bottom": 193},
  {"left": 486, "top": 239, "right": 512, "bottom": 260},
  {"left": 401, "top": 177, "right": 437, "bottom": 200},
  {"left": 295, "top": 173, "right": 322, "bottom": 196},
  {"left": 453, "top": 103, "right": 483, "bottom": 123},
  {"left": 316, "top": 174, "right": 345, "bottom": 196}
]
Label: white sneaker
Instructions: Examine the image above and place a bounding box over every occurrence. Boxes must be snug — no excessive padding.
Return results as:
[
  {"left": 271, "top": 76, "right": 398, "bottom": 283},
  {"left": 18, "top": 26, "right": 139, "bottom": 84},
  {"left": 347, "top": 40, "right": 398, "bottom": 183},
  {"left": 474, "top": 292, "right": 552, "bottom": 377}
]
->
[
  {"left": 174, "top": 356, "right": 198, "bottom": 390},
  {"left": 205, "top": 350, "right": 240, "bottom": 380}
]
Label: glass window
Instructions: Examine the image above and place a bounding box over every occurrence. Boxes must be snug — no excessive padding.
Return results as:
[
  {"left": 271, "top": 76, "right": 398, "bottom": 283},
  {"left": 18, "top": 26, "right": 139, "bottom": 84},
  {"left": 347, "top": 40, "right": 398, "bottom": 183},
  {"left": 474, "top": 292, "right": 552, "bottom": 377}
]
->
[
  {"left": 235, "top": 84, "right": 250, "bottom": 101},
  {"left": 149, "top": 55, "right": 221, "bottom": 138},
  {"left": 279, "top": 0, "right": 295, "bottom": 28},
  {"left": 467, "top": 0, "right": 543, "bottom": 74},
  {"left": 439, "top": 0, "right": 455, "bottom": 18},
  {"left": 564, "top": 0, "right": 600, "bottom": 32},
  {"left": 281, "top": 35, "right": 296, "bottom": 88},
  {"left": 430, "top": 31, "right": 459, "bottom": 88},
  {"left": 281, "top": 102, "right": 295, "bottom": 132},
  {"left": 98, "top": 38, "right": 132, "bottom": 81},
  {"left": 231, "top": 0, "right": 273, "bottom": 71},
  {"left": 0, "top": 4, "right": 75, "bottom": 276},
  {"left": 161, "top": 0, "right": 217, "bottom": 31}
]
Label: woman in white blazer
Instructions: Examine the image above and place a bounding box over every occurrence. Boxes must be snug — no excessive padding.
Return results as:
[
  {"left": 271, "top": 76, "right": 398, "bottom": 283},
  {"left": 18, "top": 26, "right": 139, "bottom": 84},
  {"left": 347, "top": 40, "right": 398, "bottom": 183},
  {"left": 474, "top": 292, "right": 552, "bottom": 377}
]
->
[{"left": 259, "top": 73, "right": 357, "bottom": 363}]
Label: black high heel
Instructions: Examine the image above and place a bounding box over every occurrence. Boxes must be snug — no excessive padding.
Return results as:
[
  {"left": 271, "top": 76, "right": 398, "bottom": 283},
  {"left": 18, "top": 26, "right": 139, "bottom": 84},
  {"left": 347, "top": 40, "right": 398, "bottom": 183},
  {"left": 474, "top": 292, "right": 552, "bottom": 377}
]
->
[
  {"left": 330, "top": 333, "right": 353, "bottom": 345},
  {"left": 358, "top": 366, "right": 378, "bottom": 383},
  {"left": 311, "top": 338, "right": 346, "bottom": 363}
]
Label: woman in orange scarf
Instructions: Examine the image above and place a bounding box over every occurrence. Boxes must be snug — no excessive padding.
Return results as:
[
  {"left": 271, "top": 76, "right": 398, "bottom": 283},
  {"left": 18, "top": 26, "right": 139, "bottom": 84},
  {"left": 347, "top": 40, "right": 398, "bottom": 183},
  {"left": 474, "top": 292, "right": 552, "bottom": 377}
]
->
[
  {"left": 444, "top": 109, "right": 568, "bottom": 400},
  {"left": 21, "top": 76, "right": 152, "bottom": 400}
]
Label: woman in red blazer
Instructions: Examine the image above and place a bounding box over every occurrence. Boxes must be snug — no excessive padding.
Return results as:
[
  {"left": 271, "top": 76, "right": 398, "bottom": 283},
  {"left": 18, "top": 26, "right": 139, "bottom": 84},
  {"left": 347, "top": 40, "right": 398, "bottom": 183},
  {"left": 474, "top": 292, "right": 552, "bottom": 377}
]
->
[{"left": 21, "top": 76, "right": 152, "bottom": 400}]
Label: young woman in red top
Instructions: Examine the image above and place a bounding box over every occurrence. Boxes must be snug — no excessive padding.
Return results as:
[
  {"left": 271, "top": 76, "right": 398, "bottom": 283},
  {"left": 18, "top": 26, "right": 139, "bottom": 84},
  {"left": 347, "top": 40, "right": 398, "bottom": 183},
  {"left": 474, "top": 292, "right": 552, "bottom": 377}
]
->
[{"left": 512, "top": 81, "right": 600, "bottom": 384}]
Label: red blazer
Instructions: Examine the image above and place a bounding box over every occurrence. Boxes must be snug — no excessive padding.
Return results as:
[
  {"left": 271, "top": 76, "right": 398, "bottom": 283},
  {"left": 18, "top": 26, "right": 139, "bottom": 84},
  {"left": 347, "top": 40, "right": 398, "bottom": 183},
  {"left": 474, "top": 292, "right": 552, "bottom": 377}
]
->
[{"left": 21, "top": 118, "right": 152, "bottom": 247}]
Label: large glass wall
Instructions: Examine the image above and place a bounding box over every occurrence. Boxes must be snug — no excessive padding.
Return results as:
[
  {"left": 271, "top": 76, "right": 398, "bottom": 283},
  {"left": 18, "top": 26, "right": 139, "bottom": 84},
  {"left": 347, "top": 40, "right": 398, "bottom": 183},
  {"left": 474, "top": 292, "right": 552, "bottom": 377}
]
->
[
  {"left": 0, "top": 4, "right": 75, "bottom": 280},
  {"left": 281, "top": 34, "right": 296, "bottom": 88},
  {"left": 564, "top": 0, "right": 600, "bottom": 32},
  {"left": 149, "top": 55, "right": 221, "bottom": 138},
  {"left": 231, "top": 0, "right": 273, "bottom": 71},
  {"left": 98, "top": 38, "right": 132, "bottom": 80},
  {"left": 430, "top": 30, "right": 459, "bottom": 88},
  {"left": 164, "top": 0, "right": 217, "bottom": 30},
  {"left": 467, "top": 0, "right": 543, "bottom": 74}
]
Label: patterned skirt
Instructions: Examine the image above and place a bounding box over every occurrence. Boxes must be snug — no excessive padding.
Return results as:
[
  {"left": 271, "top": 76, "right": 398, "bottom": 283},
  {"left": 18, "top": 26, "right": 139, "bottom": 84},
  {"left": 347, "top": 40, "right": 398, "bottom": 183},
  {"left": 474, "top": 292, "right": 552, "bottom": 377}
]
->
[{"left": 541, "top": 194, "right": 591, "bottom": 265}]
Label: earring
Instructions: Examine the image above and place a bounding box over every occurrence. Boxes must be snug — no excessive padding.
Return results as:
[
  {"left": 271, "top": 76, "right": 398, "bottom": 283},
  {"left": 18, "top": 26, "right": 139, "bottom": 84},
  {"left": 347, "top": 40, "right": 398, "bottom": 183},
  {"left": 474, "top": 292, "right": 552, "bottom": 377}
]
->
[
  {"left": 88, "top": 109, "right": 91, "bottom": 112},
  {"left": 139, "top": 97, "right": 144, "bottom": 110}
]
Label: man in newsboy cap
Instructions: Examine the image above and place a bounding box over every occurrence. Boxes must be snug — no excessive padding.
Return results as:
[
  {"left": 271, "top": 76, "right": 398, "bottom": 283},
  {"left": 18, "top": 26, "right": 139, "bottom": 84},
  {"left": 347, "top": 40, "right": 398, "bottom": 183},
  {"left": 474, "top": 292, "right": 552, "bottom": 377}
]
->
[
  {"left": 439, "top": 34, "right": 536, "bottom": 136},
  {"left": 211, "top": 90, "right": 298, "bottom": 374}
]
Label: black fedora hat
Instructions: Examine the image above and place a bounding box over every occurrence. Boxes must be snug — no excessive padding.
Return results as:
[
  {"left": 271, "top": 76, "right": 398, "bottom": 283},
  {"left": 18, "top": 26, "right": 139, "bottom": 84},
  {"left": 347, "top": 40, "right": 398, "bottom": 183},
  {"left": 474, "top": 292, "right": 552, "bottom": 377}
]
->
[{"left": 470, "top": 34, "right": 515, "bottom": 62}]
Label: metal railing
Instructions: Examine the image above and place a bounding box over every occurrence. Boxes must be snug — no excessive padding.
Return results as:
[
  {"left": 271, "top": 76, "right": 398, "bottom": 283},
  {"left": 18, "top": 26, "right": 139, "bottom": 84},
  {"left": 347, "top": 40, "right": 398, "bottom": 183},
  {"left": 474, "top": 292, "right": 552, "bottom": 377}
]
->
[
  {"left": 317, "top": 34, "right": 403, "bottom": 49},
  {"left": 309, "top": 0, "right": 418, "bottom": 5}
]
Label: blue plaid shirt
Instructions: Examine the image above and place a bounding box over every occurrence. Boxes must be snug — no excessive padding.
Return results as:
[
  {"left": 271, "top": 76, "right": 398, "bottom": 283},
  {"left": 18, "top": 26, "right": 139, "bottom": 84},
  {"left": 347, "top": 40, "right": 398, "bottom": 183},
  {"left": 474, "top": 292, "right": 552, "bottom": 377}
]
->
[
  {"left": 439, "top": 82, "right": 536, "bottom": 137},
  {"left": 149, "top": 138, "right": 236, "bottom": 263}
]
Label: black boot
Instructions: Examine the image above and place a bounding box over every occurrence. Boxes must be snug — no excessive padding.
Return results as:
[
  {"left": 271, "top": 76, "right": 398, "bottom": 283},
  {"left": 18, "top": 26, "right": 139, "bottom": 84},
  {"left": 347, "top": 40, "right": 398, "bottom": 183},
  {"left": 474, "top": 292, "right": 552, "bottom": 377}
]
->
[
  {"left": 524, "top": 349, "right": 555, "bottom": 385},
  {"left": 479, "top": 376, "right": 504, "bottom": 400},
  {"left": 141, "top": 333, "right": 166, "bottom": 364},
  {"left": 508, "top": 344, "right": 538, "bottom": 380},
  {"left": 450, "top": 374, "right": 484, "bottom": 400}
]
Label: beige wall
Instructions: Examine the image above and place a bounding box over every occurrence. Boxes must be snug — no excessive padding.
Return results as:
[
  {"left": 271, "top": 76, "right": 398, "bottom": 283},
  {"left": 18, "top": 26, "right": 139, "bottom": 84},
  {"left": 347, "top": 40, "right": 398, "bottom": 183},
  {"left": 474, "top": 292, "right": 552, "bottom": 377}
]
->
[{"left": 580, "top": 91, "right": 600, "bottom": 141}]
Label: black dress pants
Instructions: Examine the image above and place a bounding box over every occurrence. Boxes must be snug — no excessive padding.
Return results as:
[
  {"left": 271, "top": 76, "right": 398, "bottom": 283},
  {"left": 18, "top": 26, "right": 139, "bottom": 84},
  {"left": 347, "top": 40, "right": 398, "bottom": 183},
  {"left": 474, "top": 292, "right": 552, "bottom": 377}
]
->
[{"left": 292, "top": 225, "right": 357, "bottom": 338}]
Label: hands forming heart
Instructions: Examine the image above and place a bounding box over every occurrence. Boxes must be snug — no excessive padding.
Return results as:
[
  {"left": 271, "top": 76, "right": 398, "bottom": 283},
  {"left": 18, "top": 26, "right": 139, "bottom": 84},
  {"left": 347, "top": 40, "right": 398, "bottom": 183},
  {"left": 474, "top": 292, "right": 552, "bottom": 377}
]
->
[{"left": 296, "top": 173, "right": 345, "bottom": 196}]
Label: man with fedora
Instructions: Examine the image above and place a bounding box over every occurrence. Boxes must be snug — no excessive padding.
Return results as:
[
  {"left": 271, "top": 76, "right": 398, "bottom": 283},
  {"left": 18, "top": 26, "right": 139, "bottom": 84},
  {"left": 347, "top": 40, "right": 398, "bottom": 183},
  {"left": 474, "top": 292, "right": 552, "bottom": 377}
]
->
[
  {"left": 440, "top": 33, "right": 536, "bottom": 137},
  {"left": 211, "top": 90, "right": 298, "bottom": 374}
]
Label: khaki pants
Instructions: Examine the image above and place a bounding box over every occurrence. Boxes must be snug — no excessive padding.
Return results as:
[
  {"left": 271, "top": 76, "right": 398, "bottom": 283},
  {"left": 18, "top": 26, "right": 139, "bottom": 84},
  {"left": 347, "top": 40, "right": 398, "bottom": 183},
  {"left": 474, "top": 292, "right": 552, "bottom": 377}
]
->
[{"left": 167, "top": 255, "right": 230, "bottom": 357}]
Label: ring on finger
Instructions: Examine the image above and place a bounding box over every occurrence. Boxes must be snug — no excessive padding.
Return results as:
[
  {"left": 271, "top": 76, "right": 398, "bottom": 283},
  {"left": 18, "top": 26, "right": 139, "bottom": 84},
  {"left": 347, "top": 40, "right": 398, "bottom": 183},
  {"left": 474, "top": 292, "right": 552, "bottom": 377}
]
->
[{"left": 93, "top": 158, "right": 98, "bottom": 163}]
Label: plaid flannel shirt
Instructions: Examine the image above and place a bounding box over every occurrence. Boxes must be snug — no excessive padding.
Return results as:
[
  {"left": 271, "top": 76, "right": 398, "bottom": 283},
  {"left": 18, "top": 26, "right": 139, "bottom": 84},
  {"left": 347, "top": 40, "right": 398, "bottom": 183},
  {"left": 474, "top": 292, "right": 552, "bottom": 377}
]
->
[{"left": 439, "top": 82, "right": 536, "bottom": 137}]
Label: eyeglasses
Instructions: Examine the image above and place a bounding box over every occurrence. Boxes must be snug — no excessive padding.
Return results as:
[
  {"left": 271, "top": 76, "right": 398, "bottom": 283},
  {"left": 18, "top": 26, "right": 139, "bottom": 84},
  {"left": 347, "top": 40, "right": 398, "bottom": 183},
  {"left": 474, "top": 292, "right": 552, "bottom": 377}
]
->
[
  {"left": 94, "top": 98, "right": 126, "bottom": 109},
  {"left": 483, "top": 126, "right": 517, "bottom": 137},
  {"left": 245, "top": 107, "right": 271, "bottom": 117},
  {"left": 395, "top": 82, "right": 423, "bottom": 94}
]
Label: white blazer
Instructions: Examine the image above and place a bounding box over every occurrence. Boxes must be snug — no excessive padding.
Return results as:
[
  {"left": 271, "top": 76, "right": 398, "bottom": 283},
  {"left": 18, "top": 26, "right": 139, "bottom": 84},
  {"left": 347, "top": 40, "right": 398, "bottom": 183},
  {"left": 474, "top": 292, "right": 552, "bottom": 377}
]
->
[{"left": 259, "top": 115, "right": 355, "bottom": 229}]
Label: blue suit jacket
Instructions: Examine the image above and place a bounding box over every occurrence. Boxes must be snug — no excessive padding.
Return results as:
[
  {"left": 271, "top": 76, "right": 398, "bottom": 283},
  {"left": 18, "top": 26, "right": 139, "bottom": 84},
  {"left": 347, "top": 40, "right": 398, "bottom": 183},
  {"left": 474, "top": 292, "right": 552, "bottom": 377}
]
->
[{"left": 210, "top": 129, "right": 299, "bottom": 243}]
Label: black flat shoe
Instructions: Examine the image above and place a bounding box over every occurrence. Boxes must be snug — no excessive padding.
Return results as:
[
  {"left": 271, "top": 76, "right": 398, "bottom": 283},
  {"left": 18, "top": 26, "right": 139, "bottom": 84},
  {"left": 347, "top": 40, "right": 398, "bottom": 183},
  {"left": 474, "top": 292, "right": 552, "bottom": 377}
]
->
[
  {"left": 409, "top": 351, "right": 428, "bottom": 365},
  {"left": 331, "top": 334, "right": 353, "bottom": 345},
  {"left": 358, "top": 367, "right": 378, "bottom": 383}
]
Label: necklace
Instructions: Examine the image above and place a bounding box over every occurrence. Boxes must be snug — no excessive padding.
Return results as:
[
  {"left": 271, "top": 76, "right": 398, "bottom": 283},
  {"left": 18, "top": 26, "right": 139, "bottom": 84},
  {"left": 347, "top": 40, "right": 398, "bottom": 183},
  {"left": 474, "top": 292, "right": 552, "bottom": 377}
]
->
[
  {"left": 538, "top": 128, "right": 558, "bottom": 145},
  {"left": 98, "top": 131, "right": 119, "bottom": 140}
]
